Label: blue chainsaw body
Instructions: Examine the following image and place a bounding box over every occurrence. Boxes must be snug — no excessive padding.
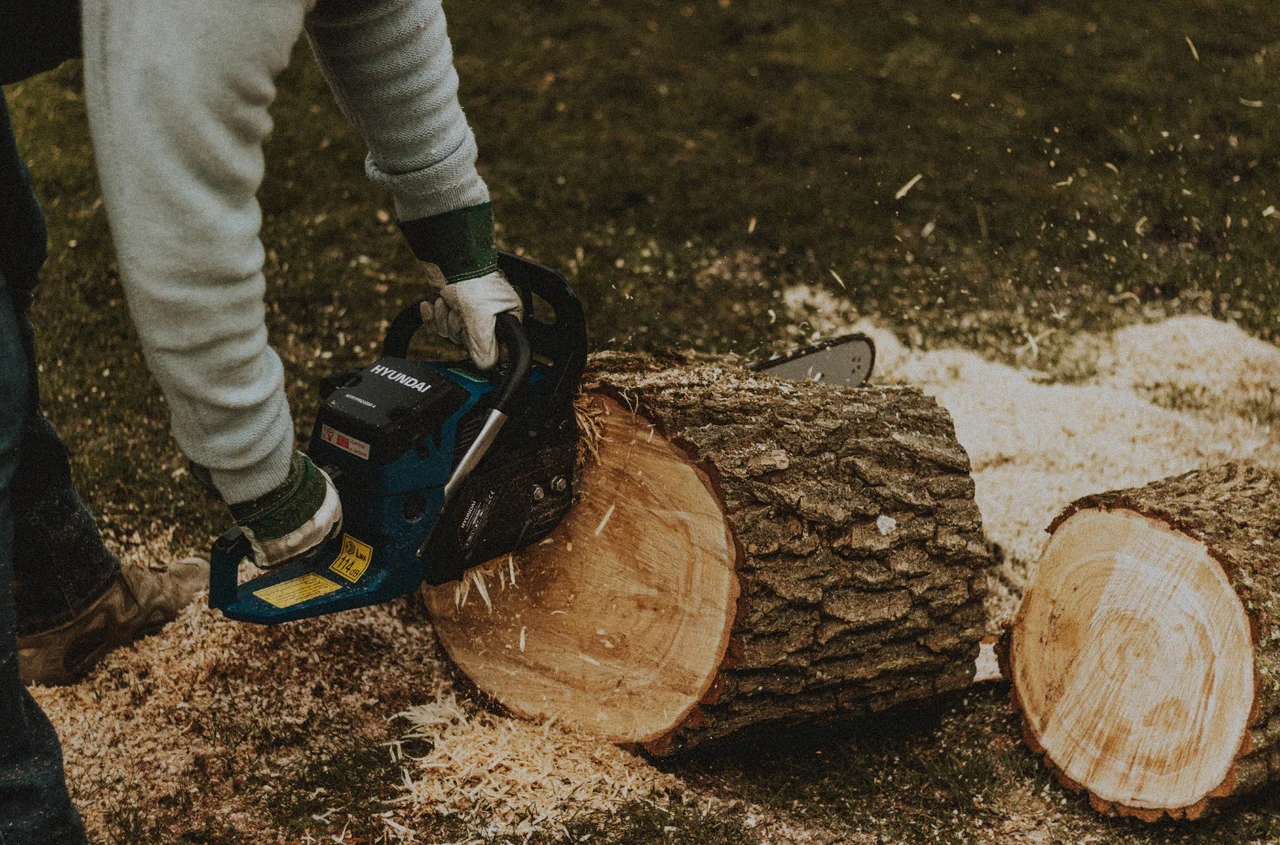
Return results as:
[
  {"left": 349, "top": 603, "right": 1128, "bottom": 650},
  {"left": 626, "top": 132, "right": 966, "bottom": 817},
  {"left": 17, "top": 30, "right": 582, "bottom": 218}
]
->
[{"left": 210, "top": 253, "right": 586, "bottom": 624}]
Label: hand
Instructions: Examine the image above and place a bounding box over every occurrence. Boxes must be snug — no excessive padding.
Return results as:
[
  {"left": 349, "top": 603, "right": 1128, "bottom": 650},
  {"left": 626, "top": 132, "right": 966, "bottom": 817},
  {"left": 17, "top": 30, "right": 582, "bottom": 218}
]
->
[
  {"left": 229, "top": 451, "right": 343, "bottom": 568},
  {"left": 422, "top": 266, "right": 523, "bottom": 370}
]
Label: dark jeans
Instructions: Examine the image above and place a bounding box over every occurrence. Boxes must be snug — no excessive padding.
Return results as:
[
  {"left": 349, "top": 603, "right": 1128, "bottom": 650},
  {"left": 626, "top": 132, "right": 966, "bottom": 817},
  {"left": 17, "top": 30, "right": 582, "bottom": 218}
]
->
[
  {"left": 0, "top": 0, "right": 81, "bottom": 87},
  {"left": 0, "top": 89, "right": 103, "bottom": 844}
]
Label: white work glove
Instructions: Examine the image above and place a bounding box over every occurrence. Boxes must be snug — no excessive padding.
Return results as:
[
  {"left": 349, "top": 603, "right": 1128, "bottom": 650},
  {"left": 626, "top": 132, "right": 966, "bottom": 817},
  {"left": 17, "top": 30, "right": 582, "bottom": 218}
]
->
[
  {"left": 226, "top": 451, "right": 343, "bottom": 569},
  {"left": 422, "top": 266, "right": 524, "bottom": 370}
]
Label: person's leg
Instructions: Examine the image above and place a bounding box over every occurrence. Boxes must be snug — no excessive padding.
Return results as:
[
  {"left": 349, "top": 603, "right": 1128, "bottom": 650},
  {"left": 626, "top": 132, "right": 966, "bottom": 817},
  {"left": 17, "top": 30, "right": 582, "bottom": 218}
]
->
[
  {"left": 0, "top": 82, "right": 87, "bottom": 845},
  {"left": 0, "top": 247, "right": 86, "bottom": 845},
  {"left": 11, "top": 377, "right": 210, "bottom": 686},
  {"left": 0, "top": 87, "right": 121, "bottom": 642},
  {"left": 2, "top": 90, "right": 207, "bottom": 687},
  {"left": 10, "top": 358, "right": 124, "bottom": 638}
]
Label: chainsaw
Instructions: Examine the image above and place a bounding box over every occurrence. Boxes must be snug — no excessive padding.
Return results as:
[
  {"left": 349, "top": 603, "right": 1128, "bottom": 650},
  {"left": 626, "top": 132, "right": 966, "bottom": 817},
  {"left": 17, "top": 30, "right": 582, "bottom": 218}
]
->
[{"left": 208, "top": 251, "right": 587, "bottom": 624}]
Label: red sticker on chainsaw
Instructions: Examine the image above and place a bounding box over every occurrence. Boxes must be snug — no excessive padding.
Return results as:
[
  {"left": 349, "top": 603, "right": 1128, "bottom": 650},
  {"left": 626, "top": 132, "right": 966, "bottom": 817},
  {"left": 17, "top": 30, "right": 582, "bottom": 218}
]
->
[{"left": 320, "top": 424, "right": 371, "bottom": 460}]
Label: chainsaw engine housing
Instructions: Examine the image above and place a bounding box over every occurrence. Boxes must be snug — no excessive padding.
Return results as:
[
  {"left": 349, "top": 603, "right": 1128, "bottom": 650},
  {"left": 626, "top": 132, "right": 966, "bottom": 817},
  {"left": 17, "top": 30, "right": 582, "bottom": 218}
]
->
[
  {"left": 209, "top": 252, "right": 586, "bottom": 623},
  {"left": 309, "top": 352, "right": 578, "bottom": 586}
]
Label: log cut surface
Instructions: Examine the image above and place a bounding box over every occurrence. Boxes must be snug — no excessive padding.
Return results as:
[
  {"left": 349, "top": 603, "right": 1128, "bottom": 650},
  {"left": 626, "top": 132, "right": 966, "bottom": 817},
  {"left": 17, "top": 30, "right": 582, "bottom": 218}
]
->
[
  {"left": 1009, "top": 462, "right": 1280, "bottom": 820},
  {"left": 427, "top": 352, "right": 991, "bottom": 754},
  {"left": 426, "top": 395, "right": 740, "bottom": 744}
]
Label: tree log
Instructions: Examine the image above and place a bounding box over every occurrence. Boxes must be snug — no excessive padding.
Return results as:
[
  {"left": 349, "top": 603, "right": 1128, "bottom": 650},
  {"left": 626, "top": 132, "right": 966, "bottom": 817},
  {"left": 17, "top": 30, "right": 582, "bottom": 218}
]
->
[
  {"left": 1007, "top": 462, "right": 1280, "bottom": 821},
  {"left": 425, "top": 352, "right": 990, "bottom": 754}
]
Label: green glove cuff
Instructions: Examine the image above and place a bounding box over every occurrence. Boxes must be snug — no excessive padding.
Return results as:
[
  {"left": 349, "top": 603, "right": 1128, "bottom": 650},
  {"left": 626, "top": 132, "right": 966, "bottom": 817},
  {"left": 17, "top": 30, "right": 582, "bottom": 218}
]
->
[
  {"left": 228, "top": 451, "right": 327, "bottom": 543},
  {"left": 398, "top": 201, "right": 499, "bottom": 283}
]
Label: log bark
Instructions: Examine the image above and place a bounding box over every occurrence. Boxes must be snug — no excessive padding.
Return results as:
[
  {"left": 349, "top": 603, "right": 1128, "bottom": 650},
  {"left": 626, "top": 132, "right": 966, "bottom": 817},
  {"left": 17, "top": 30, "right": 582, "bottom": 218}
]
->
[
  {"left": 1007, "top": 462, "right": 1280, "bottom": 821},
  {"left": 425, "top": 352, "right": 991, "bottom": 754}
]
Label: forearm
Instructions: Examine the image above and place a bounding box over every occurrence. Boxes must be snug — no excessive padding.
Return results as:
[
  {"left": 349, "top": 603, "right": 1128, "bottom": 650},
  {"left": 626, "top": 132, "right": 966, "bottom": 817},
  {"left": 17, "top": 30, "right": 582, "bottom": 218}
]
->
[
  {"left": 81, "top": 0, "right": 310, "bottom": 503},
  {"left": 305, "top": 0, "right": 489, "bottom": 222}
]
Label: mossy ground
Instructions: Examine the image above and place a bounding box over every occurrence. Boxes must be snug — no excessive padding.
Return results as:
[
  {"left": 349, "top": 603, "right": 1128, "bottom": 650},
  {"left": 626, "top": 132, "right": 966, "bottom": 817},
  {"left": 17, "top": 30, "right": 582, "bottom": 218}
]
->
[{"left": 5, "top": 0, "right": 1279, "bottom": 841}]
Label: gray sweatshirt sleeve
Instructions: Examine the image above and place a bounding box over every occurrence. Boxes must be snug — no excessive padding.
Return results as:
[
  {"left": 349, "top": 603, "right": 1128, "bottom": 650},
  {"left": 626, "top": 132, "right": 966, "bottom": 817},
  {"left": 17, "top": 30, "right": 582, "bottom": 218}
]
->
[
  {"left": 81, "top": 0, "right": 310, "bottom": 504},
  {"left": 81, "top": 0, "right": 488, "bottom": 505},
  {"left": 305, "top": 0, "right": 490, "bottom": 222}
]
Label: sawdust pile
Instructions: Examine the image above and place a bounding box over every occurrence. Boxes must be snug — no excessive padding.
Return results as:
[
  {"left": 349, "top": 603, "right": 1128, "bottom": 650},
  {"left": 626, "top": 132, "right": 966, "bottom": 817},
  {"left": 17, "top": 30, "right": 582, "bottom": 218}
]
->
[
  {"left": 34, "top": 586, "right": 442, "bottom": 841},
  {"left": 785, "top": 287, "right": 1278, "bottom": 627},
  {"left": 34, "top": 567, "right": 681, "bottom": 842},
  {"left": 396, "top": 691, "right": 680, "bottom": 838}
]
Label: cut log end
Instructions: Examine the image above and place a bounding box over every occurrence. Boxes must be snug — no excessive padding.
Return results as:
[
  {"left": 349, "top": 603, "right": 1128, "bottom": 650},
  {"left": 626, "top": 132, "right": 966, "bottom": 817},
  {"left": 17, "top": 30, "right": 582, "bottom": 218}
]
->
[
  {"left": 1012, "top": 502, "right": 1260, "bottom": 818},
  {"left": 424, "top": 396, "right": 740, "bottom": 745}
]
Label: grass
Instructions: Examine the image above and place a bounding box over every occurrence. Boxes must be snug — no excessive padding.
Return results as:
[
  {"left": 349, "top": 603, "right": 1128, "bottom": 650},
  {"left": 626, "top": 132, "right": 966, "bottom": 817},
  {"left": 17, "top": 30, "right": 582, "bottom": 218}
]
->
[
  {"left": 5, "top": 0, "right": 1280, "bottom": 842},
  {"left": 6, "top": 0, "right": 1278, "bottom": 549},
  {"left": 102, "top": 793, "right": 247, "bottom": 845},
  {"left": 90, "top": 685, "right": 1280, "bottom": 844},
  {"left": 260, "top": 732, "right": 407, "bottom": 841},
  {"left": 445, "top": 0, "right": 1279, "bottom": 352}
]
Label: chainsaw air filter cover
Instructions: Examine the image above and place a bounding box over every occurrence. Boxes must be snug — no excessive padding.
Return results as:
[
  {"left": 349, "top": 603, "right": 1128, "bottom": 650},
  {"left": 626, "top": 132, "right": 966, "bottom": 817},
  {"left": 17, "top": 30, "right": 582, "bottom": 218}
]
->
[{"left": 316, "top": 359, "right": 469, "bottom": 465}]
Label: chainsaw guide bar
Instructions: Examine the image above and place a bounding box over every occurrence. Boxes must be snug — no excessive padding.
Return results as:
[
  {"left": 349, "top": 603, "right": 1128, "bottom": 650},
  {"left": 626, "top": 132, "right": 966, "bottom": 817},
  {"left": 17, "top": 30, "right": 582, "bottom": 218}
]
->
[{"left": 753, "top": 332, "right": 876, "bottom": 387}]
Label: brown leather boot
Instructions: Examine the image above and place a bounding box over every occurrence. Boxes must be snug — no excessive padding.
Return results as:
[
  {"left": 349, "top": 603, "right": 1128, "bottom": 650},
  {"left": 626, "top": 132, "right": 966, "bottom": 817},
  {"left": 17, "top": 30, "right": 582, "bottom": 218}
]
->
[{"left": 16, "top": 557, "right": 209, "bottom": 686}]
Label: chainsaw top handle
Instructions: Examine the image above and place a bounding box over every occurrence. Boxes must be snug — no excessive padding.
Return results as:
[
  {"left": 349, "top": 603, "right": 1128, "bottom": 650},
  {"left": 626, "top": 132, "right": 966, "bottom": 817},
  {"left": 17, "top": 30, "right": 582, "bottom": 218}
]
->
[
  {"left": 489, "top": 313, "right": 532, "bottom": 415},
  {"left": 382, "top": 250, "right": 587, "bottom": 411}
]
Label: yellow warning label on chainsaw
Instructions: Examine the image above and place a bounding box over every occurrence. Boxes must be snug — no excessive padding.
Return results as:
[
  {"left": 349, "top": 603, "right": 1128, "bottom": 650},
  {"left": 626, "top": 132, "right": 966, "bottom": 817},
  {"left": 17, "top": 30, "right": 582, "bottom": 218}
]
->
[
  {"left": 329, "top": 535, "right": 373, "bottom": 583},
  {"left": 253, "top": 573, "right": 341, "bottom": 609}
]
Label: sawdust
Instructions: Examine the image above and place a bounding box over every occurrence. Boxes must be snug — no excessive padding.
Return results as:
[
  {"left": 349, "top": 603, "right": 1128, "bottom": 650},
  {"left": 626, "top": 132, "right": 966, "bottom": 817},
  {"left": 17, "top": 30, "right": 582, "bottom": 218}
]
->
[
  {"left": 35, "top": 553, "right": 685, "bottom": 843},
  {"left": 784, "top": 286, "right": 1277, "bottom": 629},
  {"left": 33, "top": 293, "right": 1280, "bottom": 841},
  {"left": 574, "top": 390, "right": 608, "bottom": 469},
  {"left": 33, "top": 584, "right": 443, "bottom": 841},
  {"left": 1059, "top": 316, "right": 1280, "bottom": 426},
  {"left": 394, "top": 690, "right": 681, "bottom": 838},
  {"left": 33, "top": 579, "right": 687, "bottom": 842}
]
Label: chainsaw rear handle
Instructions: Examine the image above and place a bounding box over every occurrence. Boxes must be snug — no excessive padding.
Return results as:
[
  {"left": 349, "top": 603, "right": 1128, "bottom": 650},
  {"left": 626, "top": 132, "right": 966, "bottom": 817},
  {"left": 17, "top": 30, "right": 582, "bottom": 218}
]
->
[
  {"left": 383, "top": 250, "right": 586, "bottom": 411},
  {"left": 209, "top": 466, "right": 350, "bottom": 615}
]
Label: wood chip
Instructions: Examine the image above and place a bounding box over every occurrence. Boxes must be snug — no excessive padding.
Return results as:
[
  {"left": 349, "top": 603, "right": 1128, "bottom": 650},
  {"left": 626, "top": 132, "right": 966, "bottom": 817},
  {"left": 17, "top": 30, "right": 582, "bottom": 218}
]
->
[
  {"left": 594, "top": 504, "right": 616, "bottom": 536},
  {"left": 397, "top": 691, "right": 681, "bottom": 838},
  {"left": 471, "top": 569, "right": 493, "bottom": 612},
  {"left": 895, "top": 173, "right": 924, "bottom": 200}
]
